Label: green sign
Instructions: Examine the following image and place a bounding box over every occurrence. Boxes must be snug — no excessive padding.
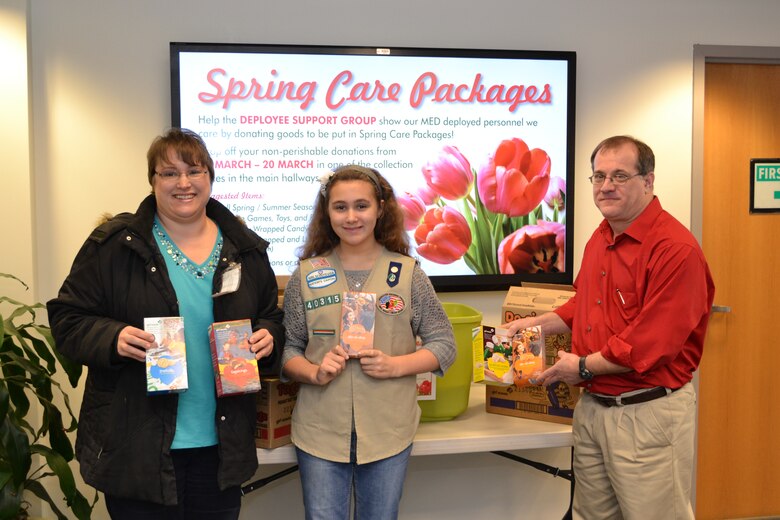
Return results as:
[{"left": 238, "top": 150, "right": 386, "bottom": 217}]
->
[
  {"left": 756, "top": 165, "right": 780, "bottom": 182},
  {"left": 751, "top": 159, "right": 780, "bottom": 213}
]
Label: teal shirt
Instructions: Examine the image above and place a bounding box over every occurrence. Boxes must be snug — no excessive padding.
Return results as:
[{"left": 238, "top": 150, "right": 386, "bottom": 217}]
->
[{"left": 153, "top": 217, "right": 221, "bottom": 448}]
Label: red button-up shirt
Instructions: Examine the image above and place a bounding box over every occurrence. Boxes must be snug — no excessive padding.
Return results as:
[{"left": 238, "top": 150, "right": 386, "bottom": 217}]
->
[{"left": 555, "top": 197, "right": 715, "bottom": 395}]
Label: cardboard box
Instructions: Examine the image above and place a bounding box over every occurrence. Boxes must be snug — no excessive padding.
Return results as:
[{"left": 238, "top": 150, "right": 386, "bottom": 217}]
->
[
  {"left": 485, "top": 286, "right": 580, "bottom": 424},
  {"left": 256, "top": 378, "right": 300, "bottom": 449},
  {"left": 208, "top": 319, "right": 262, "bottom": 397}
]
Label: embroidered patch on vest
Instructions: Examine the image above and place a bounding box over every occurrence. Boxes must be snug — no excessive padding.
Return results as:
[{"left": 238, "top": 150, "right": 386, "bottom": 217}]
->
[
  {"left": 386, "top": 261, "right": 402, "bottom": 287},
  {"left": 308, "top": 257, "right": 331, "bottom": 269},
  {"left": 377, "top": 293, "right": 406, "bottom": 315},
  {"left": 312, "top": 329, "right": 336, "bottom": 336},
  {"left": 305, "top": 293, "right": 342, "bottom": 311},
  {"left": 306, "top": 268, "right": 337, "bottom": 289}
]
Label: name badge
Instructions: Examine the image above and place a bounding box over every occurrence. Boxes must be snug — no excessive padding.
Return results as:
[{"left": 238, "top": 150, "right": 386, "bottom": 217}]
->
[{"left": 213, "top": 263, "right": 241, "bottom": 297}]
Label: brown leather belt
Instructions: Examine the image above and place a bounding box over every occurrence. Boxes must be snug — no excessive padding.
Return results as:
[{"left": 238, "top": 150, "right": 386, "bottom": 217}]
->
[{"left": 588, "top": 386, "right": 678, "bottom": 407}]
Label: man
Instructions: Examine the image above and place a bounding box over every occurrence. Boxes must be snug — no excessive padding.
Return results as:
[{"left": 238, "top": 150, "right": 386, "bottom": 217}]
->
[{"left": 507, "top": 136, "right": 715, "bottom": 519}]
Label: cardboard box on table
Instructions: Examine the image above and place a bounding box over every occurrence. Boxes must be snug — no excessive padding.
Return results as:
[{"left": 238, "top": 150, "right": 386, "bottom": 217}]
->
[
  {"left": 485, "top": 286, "right": 581, "bottom": 425},
  {"left": 256, "top": 378, "right": 300, "bottom": 448}
]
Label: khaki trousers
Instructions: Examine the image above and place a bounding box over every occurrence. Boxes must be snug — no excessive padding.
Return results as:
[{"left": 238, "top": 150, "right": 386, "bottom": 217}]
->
[{"left": 572, "top": 383, "right": 696, "bottom": 520}]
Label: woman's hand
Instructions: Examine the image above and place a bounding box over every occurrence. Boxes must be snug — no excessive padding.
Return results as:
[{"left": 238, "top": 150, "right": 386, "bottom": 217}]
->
[
  {"left": 358, "top": 349, "right": 400, "bottom": 379},
  {"left": 249, "top": 328, "right": 274, "bottom": 360},
  {"left": 117, "top": 326, "right": 155, "bottom": 362},
  {"left": 314, "top": 345, "right": 350, "bottom": 385}
]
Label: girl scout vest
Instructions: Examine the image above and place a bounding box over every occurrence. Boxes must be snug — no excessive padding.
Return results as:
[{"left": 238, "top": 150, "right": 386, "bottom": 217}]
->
[{"left": 292, "top": 250, "right": 418, "bottom": 464}]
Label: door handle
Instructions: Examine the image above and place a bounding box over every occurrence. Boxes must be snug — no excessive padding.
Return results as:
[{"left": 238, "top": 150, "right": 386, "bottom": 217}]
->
[{"left": 711, "top": 305, "right": 731, "bottom": 313}]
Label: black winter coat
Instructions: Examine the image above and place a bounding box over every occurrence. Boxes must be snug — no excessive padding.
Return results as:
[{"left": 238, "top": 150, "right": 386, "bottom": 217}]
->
[{"left": 47, "top": 195, "right": 285, "bottom": 505}]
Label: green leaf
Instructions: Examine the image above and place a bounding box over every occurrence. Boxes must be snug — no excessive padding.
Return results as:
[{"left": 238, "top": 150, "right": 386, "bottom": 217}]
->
[
  {"left": 0, "top": 384, "right": 8, "bottom": 423},
  {"left": 45, "top": 409, "right": 75, "bottom": 461},
  {"left": 2, "top": 363, "right": 31, "bottom": 422},
  {"left": 0, "top": 417, "right": 32, "bottom": 487},
  {"left": 24, "top": 329, "right": 57, "bottom": 371},
  {"left": 0, "top": 273, "right": 28, "bottom": 289},
  {"left": 31, "top": 445, "right": 76, "bottom": 496},
  {"left": 473, "top": 190, "right": 498, "bottom": 274},
  {"left": 0, "top": 467, "right": 12, "bottom": 489},
  {"left": 30, "top": 445, "right": 94, "bottom": 520},
  {"left": 0, "top": 481, "right": 23, "bottom": 520},
  {"left": 1, "top": 273, "right": 91, "bottom": 519},
  {"left": 463, "top": 246, "right": 482, "bottom": 274},
  {"left": 24, "top": 479, "right": 69, "bottom": 520},
  {"left": 491, "top": 213, "right": 506, "bottom": 274}
]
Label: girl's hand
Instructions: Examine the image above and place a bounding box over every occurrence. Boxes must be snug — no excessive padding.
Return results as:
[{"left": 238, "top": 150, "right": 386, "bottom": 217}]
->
[
  {"left": 358, "top": 349, "right": 399, "bottom": 379},
  {"left": 314, "top": 345, "right": 350, "bottom": 385}
]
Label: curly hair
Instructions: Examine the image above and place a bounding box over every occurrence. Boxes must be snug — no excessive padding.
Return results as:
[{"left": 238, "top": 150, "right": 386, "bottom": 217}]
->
[
  {"left": 146, "top": 128, "right": 215, "bottom": 186},
  {"left": 297, "top": 165, "right": 411, "bottom": 260}
]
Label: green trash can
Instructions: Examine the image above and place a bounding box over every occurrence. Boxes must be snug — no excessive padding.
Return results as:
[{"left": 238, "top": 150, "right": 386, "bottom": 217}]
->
[{"left": 418, "top": 302, "right": 482, "bottom": 422}]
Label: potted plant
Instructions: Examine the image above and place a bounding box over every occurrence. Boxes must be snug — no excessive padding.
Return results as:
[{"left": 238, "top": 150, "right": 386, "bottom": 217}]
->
[{"left": 0, "top": 273, "right": 95, "bottom": 519}]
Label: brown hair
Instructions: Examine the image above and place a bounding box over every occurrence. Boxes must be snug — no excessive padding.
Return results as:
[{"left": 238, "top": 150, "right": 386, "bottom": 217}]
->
[
  {"left": 590, "top": 135, "right": 655, "bottom": 175},
  {"left": 298, "top": 165, "right": 411, "bottom": 259},
  {"left": 146, "top": 128, "right": 215, "bottom": 186}
]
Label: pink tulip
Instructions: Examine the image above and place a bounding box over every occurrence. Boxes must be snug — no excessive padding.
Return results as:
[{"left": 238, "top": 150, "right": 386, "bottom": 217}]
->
[
  {"left": 415, "top": 184, "right": 440, "bottom": 206},
  {"left": 414, "top": 206, "right": 472, "bottom": 264},
  {"left": 498, "top": 221, "right": 565, "bottom": 274},
  {"left": 544, "top": 176, "right": 566, "bottom": 209},
  {"left": 422, "top": 146, "right": 474, "bottom": 201},
  {"left": 397, "top": 191, "right": 427, "bottom": 231},
  {"left": 477, "top": 138, "right": 551, "bottom": 217}
]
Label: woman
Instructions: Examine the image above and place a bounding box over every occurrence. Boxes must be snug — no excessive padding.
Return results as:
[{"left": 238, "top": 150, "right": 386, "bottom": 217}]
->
[
  {"left": 47, "top": 128, "right": 284, "bottom": 519},
  {"left": 282, "top": 164, "right": 456, "bottom": 520}
]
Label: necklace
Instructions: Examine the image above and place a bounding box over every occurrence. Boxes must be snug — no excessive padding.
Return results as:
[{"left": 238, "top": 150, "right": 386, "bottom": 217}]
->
[
  {"left": 154, "top": 221, "right": 223, "bottom": 279},
  {"left": 347, "top": 270, "right": 370, "bottom": 292}
]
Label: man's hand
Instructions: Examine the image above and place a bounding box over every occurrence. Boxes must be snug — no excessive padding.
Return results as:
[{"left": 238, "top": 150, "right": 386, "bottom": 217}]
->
[
  {"left": 533, "top": 350, "right": 583, "bottom": 386},
  {"left": 504, "top": 317, "right": 538, "bottom": 336}
]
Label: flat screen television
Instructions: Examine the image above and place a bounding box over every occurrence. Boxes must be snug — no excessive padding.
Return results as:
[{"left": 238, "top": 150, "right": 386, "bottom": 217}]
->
[{"left": 171, "top": 42, "right": 575, "bottom": 291}]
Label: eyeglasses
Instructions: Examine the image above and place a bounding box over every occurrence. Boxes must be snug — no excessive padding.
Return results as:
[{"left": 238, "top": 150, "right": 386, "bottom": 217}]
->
[
  {"left": 588, "top": 172, "right": 644, "bottom": 185},
  {"left": 155, "top": 168, "right": 209, "bottom": 182}
]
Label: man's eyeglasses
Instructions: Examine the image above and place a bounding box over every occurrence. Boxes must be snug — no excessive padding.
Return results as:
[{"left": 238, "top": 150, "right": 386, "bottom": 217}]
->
[
  {"left": 155, "top": 169, "right": 209, "bottom": 182},
  {"left": 588, "top": 172, "right": 644, "bottom": 185}
]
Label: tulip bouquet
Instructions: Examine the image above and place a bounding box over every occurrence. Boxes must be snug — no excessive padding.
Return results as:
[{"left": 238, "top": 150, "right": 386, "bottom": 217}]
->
[{"left": 399, "top": 138, "right": 566, "bottom": 275}]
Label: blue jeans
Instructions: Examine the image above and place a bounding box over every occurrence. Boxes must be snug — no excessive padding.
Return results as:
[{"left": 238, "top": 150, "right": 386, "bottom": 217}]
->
[
  {"left": 104, "top": 446, "right": 241, "bottom": 520},
  {"left": 295, "top": 432, "right": 412, "bottom": 520}
]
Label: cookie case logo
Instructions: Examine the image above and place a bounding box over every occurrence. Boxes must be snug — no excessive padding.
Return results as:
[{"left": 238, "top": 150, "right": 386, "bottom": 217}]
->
[{"left": 306, "top": 268, "right": 337, "bottom": 288}]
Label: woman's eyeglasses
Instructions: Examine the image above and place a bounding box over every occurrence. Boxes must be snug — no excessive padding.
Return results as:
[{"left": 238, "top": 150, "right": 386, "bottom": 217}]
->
[{"left": 155, "top": 169, "right": 209, "bottom": 182}]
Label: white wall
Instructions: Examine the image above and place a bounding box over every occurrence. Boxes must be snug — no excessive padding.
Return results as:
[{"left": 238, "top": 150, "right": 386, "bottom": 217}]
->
[
  {"left": 8, "top": 0, "right": 780, "bottom": 517},
  {"left": 1, "top": 0, "right": 34, "bottom": 296}
]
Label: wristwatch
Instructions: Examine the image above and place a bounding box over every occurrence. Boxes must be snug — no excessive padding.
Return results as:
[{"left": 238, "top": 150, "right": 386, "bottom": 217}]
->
[{"left": 579, "top": 356, "right": 595, "bottom": 381}]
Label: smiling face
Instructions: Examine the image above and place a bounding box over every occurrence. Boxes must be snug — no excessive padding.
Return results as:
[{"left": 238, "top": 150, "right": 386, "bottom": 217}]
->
[
  {"left": 327, "top": 179, "right": 382, "bottom": 252},
  {"left": 592, "top": 142, "right": 654, "bottom": 235},
  {"left": 152, "top": 147, "right": 211, "bottom": 226}
]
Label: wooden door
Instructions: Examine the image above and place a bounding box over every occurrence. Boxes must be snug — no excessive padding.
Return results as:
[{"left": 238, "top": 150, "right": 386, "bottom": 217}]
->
[{"left": 697, "top": 63, "right": 780, "bottom": 519}]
